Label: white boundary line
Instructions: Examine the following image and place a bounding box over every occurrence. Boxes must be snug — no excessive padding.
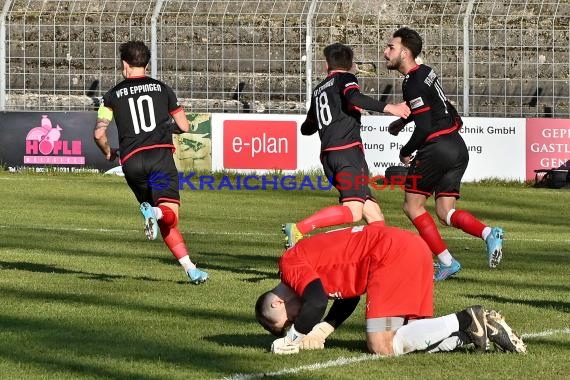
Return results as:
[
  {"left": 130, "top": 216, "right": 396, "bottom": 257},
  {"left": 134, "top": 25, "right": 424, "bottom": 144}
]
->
[
  {"left": 0, "top": 222, "right": 567, "bottom": 376},
  {"left": 0, "top": 225, "right": 274, "bottom": 236},
  {"left": 223, "top": 328, "right": 570, "bottom": 380},
  {"left": 224, "top": 354, "right": 384, "bottom": 380},
  {"left": 521, "top": 327, "right": 570, "bottom": 339},
  {"left": 1, "top": 224, "right": 570, "bottom": 242}
]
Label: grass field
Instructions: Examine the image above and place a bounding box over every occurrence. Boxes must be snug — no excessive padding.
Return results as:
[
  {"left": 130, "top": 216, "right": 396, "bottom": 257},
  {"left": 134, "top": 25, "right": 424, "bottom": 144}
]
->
[{"left": 1, "top": 171, "right": 569, "bottom": 379}]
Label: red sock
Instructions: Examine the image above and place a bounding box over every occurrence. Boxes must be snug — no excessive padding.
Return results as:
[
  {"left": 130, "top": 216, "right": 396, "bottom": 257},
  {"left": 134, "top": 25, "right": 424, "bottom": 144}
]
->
[
  {"left": 412, "top": 212, "right": 447, "bottom": 255},
  {"left": 158, "top": 204, "right": 177, "bottom": 227},
  {"left": 296, "top": 205, "right": 354, "bottom": 234},
  {"left": 450, "top": 209, "right": 486, "bottom": 238},
  {"left": 159, "top": 222, "right": 187, "bottom": 260}
]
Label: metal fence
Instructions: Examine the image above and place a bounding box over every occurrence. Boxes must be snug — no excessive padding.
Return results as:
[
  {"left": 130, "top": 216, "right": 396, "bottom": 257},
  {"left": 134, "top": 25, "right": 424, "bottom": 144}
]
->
[{"left": 1, "top": 0, "right": 569, "bottom": 117}]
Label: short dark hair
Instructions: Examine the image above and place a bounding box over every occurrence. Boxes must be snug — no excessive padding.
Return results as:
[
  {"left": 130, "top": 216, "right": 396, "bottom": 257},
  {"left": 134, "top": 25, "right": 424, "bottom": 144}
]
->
[
  {"left": 255, "top": 291, "right": 284, "bottom": 336},
  {"left": 323, "top": 43, "right": 353, "bottom": 71},
  {"left": 119, "top": 41, "right": 151, "bottom": 68},
  {"left": 393, "top": 27, "right": 422, "bottom": 58}
]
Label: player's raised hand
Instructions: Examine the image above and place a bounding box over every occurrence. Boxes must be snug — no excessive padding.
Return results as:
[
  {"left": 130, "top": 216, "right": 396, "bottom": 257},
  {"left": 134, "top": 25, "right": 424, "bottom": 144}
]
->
[
  {"left": 384, "top": 102, "right": 410, "bottom": 119},
  {"left": 299, "top": 322, "right": 335, "bottom": 350}
]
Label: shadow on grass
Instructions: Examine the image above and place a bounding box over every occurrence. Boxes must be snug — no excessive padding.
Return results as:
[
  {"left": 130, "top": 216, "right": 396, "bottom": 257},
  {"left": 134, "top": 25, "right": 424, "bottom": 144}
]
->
[
  {"left": 204, "top": 333, "right": 368, "bottom": 353},
  {"left": 0, "top": 313, "right": 267, "bottom": 379},
  {"left": 474, "top": 294, "right": 570, "bottom": 313},
  {"left": 202, "top": 263, "right": 279, "bottom": 283},
  {"left": 318, "top": 338, "right": 368, "bottom": 352},
  {"left": 152, "top": 251, "right": 280, "bottom": 283},
  {"left": 2, "top": 228, "right": 144, "bottom": 258},
  {"left": 0, "top": 261, "right": 164, "bottom": 283},
  {"left": 524, "top": 338, "right": 570, "bottom": 350},
  {"left": 14, "top": 191, "right": 131, "bottom": 211},
  {"left": 0, "top": 286, "right": 254, "bottom": 324},
  {"left": 205, "top": 333, "right": 273, "bottom": 350},
  {"left": 451, "top": 276, "right": 570, "bottom": 293}
]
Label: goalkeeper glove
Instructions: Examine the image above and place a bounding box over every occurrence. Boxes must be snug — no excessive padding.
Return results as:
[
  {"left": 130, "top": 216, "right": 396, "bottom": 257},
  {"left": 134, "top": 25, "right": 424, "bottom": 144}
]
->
[
  {"left": 271, "top": 325, "right": 305, "bottom": 355},
  {"left": 388, "top": 118, "right": 409, "bottom": 136},
  {"left": 300, "top": 322, "right": 335, "bottom": 350}
]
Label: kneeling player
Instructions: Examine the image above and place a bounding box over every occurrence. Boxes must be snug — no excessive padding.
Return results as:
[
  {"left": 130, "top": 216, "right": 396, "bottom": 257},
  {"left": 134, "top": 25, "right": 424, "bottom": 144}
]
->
[{"left": 255, "top": 222, "right": 525, "bottom": 355}]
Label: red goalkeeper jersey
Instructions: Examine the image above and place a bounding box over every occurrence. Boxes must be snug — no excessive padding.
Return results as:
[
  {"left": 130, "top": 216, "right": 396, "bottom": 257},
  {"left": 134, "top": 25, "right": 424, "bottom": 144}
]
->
[
  {"left": 279, "top": 222, "right": 434, "bottom": 318},
  {"left": 279, "top": 222, "right": 413, "bottom": 298}
]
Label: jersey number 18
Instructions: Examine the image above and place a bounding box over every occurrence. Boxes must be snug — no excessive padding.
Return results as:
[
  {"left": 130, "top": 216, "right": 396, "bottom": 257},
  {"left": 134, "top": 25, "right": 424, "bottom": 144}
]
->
[{"left": 316, "top": 92, "right": 332, "bottom": 129}]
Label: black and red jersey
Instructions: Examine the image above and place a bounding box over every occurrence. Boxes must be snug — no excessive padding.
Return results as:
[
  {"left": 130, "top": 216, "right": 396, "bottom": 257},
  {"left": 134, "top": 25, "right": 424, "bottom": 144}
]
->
[
  {"left": 400, "top": 64, "right": 461, "bottom": 157},
  {"left": 303, "top": 72, "right": 384, "bottom": 151},
  {"left": 102, "top": 76, "right": 184, "bottom": 162}
]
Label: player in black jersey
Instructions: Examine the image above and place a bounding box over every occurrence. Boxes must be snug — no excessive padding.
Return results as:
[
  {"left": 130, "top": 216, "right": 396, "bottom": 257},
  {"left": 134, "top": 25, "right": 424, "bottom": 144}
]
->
[
  {"left": 283, "top": 43, "right": 410, "bottom": 248},
  {"left": 93, "top": 41, "right": 208, "bottom": 284},
  {"left": 384, "top": 28, "right": 503, "bottom": 280}
]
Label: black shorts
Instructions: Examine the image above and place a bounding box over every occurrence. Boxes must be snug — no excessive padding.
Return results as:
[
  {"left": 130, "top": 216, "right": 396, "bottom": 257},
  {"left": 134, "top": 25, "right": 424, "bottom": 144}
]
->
[
  {"left": 405, "top": 132, "right": 469, "bottom": 198},
  {"left": 321, "top": 146, "right": 376, "bottom": 203},
  {"left": 122, "top": 148, "right": 180, "bottom": 205}
]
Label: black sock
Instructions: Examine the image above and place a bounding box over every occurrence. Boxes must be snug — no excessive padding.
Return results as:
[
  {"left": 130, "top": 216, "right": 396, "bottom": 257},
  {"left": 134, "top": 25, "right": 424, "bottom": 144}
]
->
[{"left": 455, "top": 309, "right": 472, "bottom": 331}]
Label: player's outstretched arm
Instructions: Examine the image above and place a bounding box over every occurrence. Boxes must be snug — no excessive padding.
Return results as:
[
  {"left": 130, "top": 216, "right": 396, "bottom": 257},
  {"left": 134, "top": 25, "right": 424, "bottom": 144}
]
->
[
  {"left": 346, "top": 90, "right": 410, "bottom": 120},
  {"left": 383, "top": 102, "right": 411, "bottom": 119},
  {"left": 345, "top": 91, "right": 387, "bottom": 114}
]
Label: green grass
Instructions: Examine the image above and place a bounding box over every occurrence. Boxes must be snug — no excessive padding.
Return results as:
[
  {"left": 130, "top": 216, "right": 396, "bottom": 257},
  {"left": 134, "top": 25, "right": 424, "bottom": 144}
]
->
[{"left": 0, "top": 172, "right": 569, "bottom": 379}]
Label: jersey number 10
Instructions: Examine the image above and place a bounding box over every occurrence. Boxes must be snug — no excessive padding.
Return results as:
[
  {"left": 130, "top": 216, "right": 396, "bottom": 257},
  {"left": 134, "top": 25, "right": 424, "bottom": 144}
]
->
[{"left": 128, "top": 95, "right": 157, "bottom": 134}]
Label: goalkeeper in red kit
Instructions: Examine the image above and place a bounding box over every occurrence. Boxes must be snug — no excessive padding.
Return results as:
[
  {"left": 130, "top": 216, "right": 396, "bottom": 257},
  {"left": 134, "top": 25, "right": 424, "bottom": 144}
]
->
[{"left": 256, "top": 222, "right": 526, "bottom": 355}]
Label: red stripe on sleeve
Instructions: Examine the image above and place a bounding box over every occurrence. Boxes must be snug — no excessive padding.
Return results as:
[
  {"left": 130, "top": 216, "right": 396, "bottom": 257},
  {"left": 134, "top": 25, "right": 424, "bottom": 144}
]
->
[
  {"left": 411, "top": 106, "right": 431, "bottom": 115},
  {"left": 343, "top": 85, "right": 360, "bottom": 95},
  {"left": 169, "top": 106, "right": 184, "bottom": 116}
]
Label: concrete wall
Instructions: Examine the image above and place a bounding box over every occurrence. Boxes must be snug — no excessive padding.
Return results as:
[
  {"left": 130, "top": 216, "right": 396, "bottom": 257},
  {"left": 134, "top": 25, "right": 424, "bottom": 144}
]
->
[{"left": 4, "top": 0, "right": 569, "bottom": 116}]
